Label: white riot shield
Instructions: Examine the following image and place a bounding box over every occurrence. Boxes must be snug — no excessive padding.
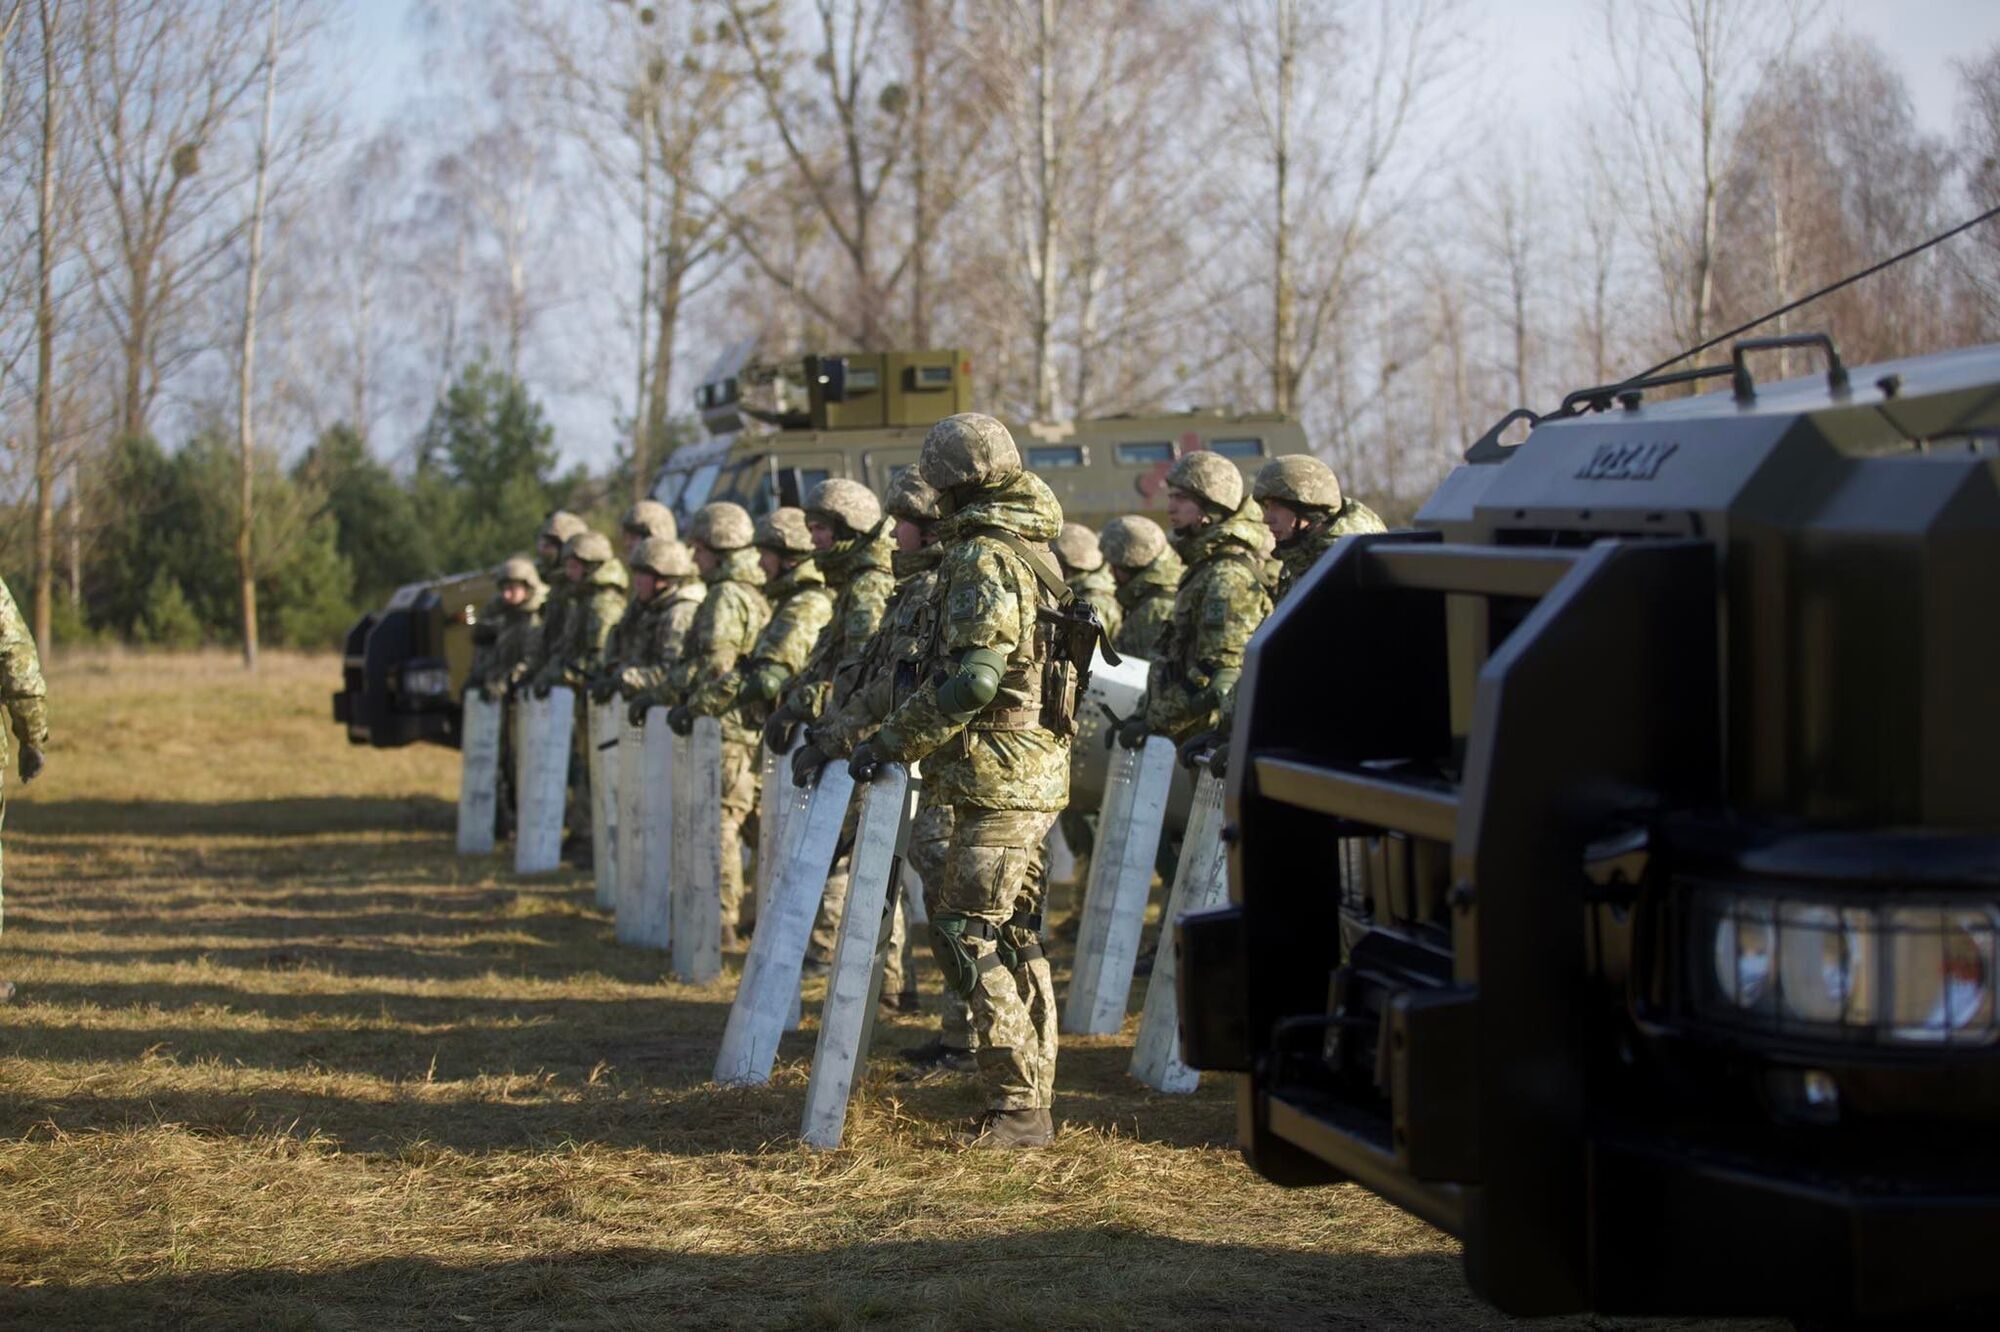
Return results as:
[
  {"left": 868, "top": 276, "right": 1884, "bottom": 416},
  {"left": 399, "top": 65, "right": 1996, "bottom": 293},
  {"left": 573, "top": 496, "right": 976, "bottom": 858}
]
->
[
  {"left": 456, "top": 692, "right": 502, "bottom": 856},
  {"left": 714, "top": 762, "right": 855, "bottom": 1086},
  {"left": 587, "top": 701, "right": 622, "bottom": 909},
  {"left": 1063, "top": 734, "right": 1175, "bottom": 1036},
  {"left": 670, "top": 716, "right": 724, "bottom": 983},
  {"left": 614, "top": 708, "right": 648, "bottom": 944},
  {"left": 1130, "top": 769, "right": 1230, "bottom": 1092},
  {"left": 801, "top": 763, "right": 911, "bottom": 1149},
  {"left": 631, "top": 710, "right": 676, "bottom": 948},
  {"left": 754, "top": 738, "right": 805, "bottom": 924},
  {"left": 514, "top": 688, "right": 574, "bottom": 875}
]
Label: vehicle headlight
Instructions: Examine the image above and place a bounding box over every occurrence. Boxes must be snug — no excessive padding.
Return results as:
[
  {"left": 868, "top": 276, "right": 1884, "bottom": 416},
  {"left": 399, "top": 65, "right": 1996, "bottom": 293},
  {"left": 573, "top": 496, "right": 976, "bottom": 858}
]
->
[
  {"left": 1693, "top": 887, "right": 1997, "bottom": 1046},
  {"left": 401, "top": 663, "right": 452, "bottom": 698}
]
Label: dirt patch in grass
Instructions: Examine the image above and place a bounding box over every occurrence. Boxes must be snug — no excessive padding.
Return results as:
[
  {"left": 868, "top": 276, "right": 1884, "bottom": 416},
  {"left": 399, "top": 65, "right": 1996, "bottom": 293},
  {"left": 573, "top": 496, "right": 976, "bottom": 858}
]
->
[{"left": 0, "top": 653, "right": 1764, "bottom": 1329}]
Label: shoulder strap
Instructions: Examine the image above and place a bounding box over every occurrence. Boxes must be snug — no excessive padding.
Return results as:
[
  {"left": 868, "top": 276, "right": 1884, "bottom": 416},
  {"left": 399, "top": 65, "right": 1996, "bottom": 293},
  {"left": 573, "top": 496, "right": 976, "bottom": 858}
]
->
[{"left": 982, "top": 529, "right": 1073, "bottom": 606}]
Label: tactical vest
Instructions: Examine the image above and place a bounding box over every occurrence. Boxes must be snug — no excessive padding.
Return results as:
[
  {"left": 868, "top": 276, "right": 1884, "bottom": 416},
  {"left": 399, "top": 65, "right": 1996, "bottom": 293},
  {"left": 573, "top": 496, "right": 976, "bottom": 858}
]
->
[{"left": 932, "top": 530, "right": 1084, "bottom": 742}]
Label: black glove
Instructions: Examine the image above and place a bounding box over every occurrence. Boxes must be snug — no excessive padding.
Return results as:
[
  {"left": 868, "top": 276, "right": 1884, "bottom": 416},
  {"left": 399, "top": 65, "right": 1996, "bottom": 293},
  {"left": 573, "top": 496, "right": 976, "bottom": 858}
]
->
[
  {"left": 627, "top": 697, "right": 654, "bottom": 728},
  {"left": 1210, "top": 744, "right": 1229, "bottom": 781},
  {"left": 667, "top": 704, "right": 696, "bottom": 736},
  {"left": 1114, "top": 715, "right": 1152, "bottom": 750},
  {"left": 791, "top": 743, "right": 830, "bottom": 788},
  {"left": 18, "top": 744, "right": 44, "bottom": 785},
  {"left": 848, "top": 740, "right": 882, "bottom": 784},
  {"left": 531, "top": 680, "right": 552, "bottom": 699},
  {"left": 1178, "top": 728, "right": 1222, "bottom": 772},
  {"left": 763, "top": 703, "right": 800, "bottom": 754},
  {"left": 588, "top": 678, "right": 616, "bottom": 704}
]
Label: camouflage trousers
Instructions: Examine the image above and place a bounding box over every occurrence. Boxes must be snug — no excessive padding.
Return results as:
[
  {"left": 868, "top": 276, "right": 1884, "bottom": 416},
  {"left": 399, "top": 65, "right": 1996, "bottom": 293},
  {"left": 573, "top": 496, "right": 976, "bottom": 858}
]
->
[
  {"left": 719, "top": 739, "right": 759, "bottom": 933},
  {"left": 930, "top": 806, "right": 1060, "bottom": 1113},
  {"left": 907, "top": 800, "right": 972, "bottom": 1051},
  {"left": 879, "top": 883, "right": 912, "bottom": 999}
]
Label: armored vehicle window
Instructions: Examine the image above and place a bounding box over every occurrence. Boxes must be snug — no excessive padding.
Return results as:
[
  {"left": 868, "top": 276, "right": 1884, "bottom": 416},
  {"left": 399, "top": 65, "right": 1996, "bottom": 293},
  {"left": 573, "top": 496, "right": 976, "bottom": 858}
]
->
[
  {"left": 679, "top": 462, "right": 722, "bottom": 518},
  {"left": 654, "top": 472, "right": 688, "bottom": 511},
  {"left": 1028, "top": 445, "right": 1085, "bottom": 468},
  {"left": 1209, "top": 437, "right": 1265, "bottom": 460},
  {"left": 1115, "top": 441, "right": 1174, "bottom": 465}
]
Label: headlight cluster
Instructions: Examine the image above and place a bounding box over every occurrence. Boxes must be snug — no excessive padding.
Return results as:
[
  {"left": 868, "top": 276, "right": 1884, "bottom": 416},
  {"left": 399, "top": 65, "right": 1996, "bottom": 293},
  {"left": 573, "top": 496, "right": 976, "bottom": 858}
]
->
[
  {"left": 1695, "top": 886, "right": 1998, "bottom": 1045},
  {"left": 401, "top": 663, "right": 452, "bottom": 698}
]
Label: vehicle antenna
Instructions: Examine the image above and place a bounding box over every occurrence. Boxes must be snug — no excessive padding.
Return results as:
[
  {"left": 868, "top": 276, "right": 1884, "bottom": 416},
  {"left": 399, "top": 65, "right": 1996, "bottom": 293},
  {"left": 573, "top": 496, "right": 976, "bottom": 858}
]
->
[{"left": 1625, "top": 201, "right": 2000, "bottom": 385}]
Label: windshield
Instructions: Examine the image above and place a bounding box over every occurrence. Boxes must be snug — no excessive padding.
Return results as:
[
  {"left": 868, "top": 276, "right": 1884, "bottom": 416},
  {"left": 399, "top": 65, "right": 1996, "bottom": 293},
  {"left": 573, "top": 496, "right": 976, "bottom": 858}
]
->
[{"left": 676, "top": 462, "right": 723, "bottom": 520}]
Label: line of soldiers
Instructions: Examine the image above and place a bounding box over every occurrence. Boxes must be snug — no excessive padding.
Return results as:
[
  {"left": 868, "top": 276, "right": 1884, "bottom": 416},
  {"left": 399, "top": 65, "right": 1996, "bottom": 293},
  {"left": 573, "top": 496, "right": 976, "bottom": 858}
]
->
[{"left": 464, "top": 416, "right": 1377, "bottom": 1149}]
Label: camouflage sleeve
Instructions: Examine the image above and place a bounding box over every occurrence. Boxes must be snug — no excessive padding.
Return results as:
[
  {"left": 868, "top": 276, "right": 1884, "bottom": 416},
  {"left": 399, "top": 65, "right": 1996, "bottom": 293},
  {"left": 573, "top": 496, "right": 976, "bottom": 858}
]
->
[
  {"left": 751, "top": 589, "right": 833, "bottom": 677},
  {"left": 872, "top": 544, "right": 1024, "bottom": 764},
  {"left": 569, "top": 588, "right": 627, "bottom": 684},
  {"left": 790, "top": 568, "right": 896, "bottom": 716},
  {"left": 1186, "top": 561, "right": 1268, "bottom": 679},
  {"left": 0, "top": 577, "right": 49, "bottom": 750},
  {"left": 687, "top": 587, "right": 755, "bottom": 717}
]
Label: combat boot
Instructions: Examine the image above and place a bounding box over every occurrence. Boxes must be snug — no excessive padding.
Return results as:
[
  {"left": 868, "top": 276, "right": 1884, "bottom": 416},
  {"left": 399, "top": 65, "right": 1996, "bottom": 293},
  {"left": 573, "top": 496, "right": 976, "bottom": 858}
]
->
[{"left": 961, "top": 1108, "right": 1054, "bottom": 1149}]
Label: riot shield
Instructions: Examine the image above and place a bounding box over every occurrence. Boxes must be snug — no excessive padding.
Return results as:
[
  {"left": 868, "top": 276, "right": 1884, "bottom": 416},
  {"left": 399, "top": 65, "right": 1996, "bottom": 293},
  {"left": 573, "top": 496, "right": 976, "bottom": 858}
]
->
[
  {"left": 670, "top": 716, "right": 724, "bottom": 983},
  {"left": 801, "top": 763, "right": 912, "bottom": 1149},
  {"left": 514, "top": 687, "right": 574, "bottom": 875},
  {"left": 613, "top": 707, "right": 661, "bottom": 946},
  {"left": 632, "top": 710, "right": 675, "bottom": 948},
  {"left": 1130, "top": 767, "right": 1229, "bottom": 1092},
  {"left": 587, "top": 700, "right": 622, "bottom": 910},
  {"left": 456, "top": 692, "right": 502, "bottom": 856},
  {"left": 713, "top": 762, "right": 855, "bottom": 1086},
  {"left": 1063, "top": 734, "right": 1175, "bottom": 1035}
]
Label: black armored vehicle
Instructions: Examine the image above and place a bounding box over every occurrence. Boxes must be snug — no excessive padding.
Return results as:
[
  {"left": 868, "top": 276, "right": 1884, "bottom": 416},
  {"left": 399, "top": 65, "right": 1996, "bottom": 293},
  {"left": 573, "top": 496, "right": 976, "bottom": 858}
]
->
[{"left": 1178, "top": 335, "right": 2000, "bottom": 1321}]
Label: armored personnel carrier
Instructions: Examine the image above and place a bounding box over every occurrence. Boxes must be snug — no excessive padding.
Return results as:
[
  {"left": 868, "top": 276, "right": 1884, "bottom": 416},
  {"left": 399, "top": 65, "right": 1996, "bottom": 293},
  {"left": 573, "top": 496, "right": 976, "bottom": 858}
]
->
[
  {"left": 333, "top": 346, "right": 1306, "bottom": 748},
  {"left": 1177, "top": 334, "right": 2000, "bottom": 1321}
]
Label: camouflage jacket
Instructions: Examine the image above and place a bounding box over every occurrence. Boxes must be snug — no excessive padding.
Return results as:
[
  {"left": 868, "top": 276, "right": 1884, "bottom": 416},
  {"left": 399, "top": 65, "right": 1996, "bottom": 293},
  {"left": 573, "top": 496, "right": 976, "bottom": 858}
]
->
[
  {"left": 674, "top": 549, "right": 772, "bottom": 745},
  {"left": 602, "top": 580, "right": 705, "bottom": 696},
  {"left": 530, "top": 561, "right": 630, "bottom": 691},
  {"left": 737, "top": 559, "right": 833, "bottom": 723},
  {"left": 873, "top": 473, "right": 1072, "bottom": 812},
  {"left": 815, "top": 545, "right": 944, "bottom": 758},
  {"left": 467, "top": 586, "right": 547, "bottom": 694},
  {"left": 0, "top": 577, "right": 49, "bottom": 785},
  {"left": 1113, "top": 549, "right": 1183, "bottom": 660},
  {"left": 1067, "top": 565, "right": 1123, "bottom": 653},
  {"left": 787, "top": 530, "right": 895, "bottom": 721},
  {"left": 1144, "top": 501, "right": 1273, "bottom": 742},
  {"left": 1274, "top": 498, "right": 1387, "bottom": 605}
]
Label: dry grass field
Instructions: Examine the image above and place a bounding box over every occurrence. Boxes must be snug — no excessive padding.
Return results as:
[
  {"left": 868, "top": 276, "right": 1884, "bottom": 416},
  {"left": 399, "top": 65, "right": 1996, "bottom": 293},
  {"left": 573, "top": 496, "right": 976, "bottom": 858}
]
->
[{"left": 0, "top": 653, "right": 1760, "bottom": 1330}]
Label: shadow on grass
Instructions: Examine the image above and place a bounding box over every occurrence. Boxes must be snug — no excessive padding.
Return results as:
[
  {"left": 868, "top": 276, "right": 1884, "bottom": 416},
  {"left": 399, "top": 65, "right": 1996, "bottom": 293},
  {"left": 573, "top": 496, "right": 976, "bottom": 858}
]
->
[
  {"left": 0, "top": 1232, "right": 1497, "bottom": 1331},
  {"left": 13, "top": 795, "right": 457, "bottom": 839}
]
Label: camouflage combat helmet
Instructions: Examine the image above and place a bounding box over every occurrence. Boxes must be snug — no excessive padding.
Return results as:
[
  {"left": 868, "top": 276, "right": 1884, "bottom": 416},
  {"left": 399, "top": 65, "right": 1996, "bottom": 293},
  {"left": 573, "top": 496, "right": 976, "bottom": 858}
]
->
[
  {"left": 806, "top": 478, "right": 882, "bottom": 535},
  {"left": 885, "top": 468, "right": 942, "bottom": 523},
  {"left": 632, "top": 536, "right": 695, "bottom": 579},
  {"left": 1099, "top": 515, "right": 1168, "bottom": 570},
  {"left": 1165, "top": 451, "right": 1244, "bottom": 512},
  {"left": 919, "top": 412, "right": 1021, "bottom": 491},
  {"left": 565, "top": 531, "right": 615, "bottom": 565},
  {"left": 539, "top": 510, "right": 589, "bottom": 547},
  {"left": 754, "top": 506, "right": 815, "bottom": 555},
  {"left": 496, "top": 555, "right": 544, "bottom": 588},
  {"left": 1253, "top": 454, "right": 1342, "bottom": 513},
  {"left": 1053, "top": 522, "right": 1105, "bottom": 574},
  {"left": 622, "top": 498, "right": 678, "bottom": 541},
  {"left": 688, "top": 501, "right": 754, "bottom": 551}
]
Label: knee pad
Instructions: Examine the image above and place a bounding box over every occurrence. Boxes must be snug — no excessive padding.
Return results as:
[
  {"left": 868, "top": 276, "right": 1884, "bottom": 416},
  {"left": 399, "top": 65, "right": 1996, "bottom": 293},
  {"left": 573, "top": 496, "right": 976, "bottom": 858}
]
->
[{"left": 928, "top": 916, "right": 981, "bottom": 998}]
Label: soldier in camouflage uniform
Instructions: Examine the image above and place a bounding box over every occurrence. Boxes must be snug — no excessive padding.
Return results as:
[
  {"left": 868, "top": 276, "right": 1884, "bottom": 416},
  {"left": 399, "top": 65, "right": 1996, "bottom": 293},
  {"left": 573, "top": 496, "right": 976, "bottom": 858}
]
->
[
  {"left": 850, "top": 413, "right": 1078, "bottom": 1149},
  {"left": 528, "top": 531, "right": 630, "bottom": 863},
  {"left": 797, "top": 471, "right": 957, "bottom": 1037},
  {"left": 522, "top": 511, "right": 591, "bottom": 685},
  {"left": 1053, "top": 523, "right": 1122, "bottom": 646},
  {"left": 1051, "top": 522, "right": 1122, "bottom": 899},
  {"left": 643, "top": 502, "right": 771, "bottom": 943},
  {"left": 591, "top": 537, "right": 703, "bottom": 704},
  {"left": 1099, "top": 516, "right": 1182, "bottom": 660},
  {"left": 1115, "top": 452, "right": 1273, "bottom": 749},
  {"left": 0, "top": 577, "right": 49, "bottom": 942},
  {"left": 775, "top": 479, "right": 897, "bottom": 972},
  {"left": 467, "top": 557, "right": 548, "bottom": 702},
  {"left": 619, "top": 498, "right": 677, "bottom": 562},
  {"left": 733, "top": 508, "right": 834, "bottom": 736},
  {"left": 1254, "top": 454, "right": 1386, "bottom": 605},
  {"left": 466, "top": 557, "right": 548, "bottom": 840}
]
